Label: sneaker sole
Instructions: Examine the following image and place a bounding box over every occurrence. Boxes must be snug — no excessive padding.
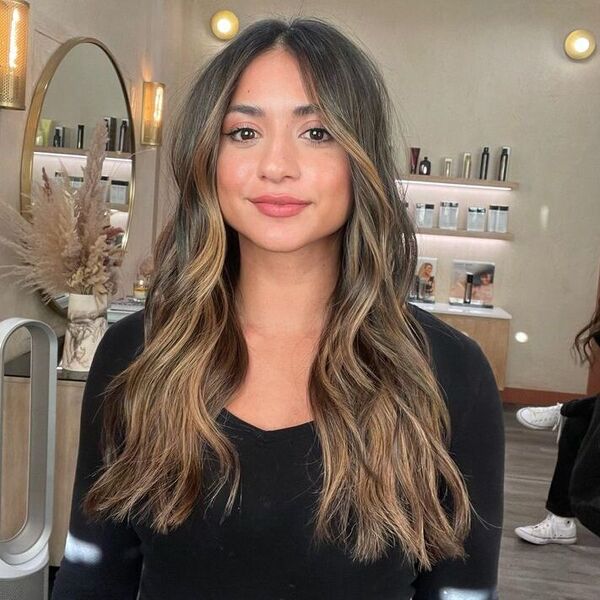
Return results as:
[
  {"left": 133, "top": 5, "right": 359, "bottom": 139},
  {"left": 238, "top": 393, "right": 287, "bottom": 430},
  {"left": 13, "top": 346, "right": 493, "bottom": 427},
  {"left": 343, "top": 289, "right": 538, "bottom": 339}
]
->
[
  {"left": 515, "top": 411, "right": 556, "bottom": 430},
  {"left": 514, "top": 527, "right": 576, "bottom": 545}
]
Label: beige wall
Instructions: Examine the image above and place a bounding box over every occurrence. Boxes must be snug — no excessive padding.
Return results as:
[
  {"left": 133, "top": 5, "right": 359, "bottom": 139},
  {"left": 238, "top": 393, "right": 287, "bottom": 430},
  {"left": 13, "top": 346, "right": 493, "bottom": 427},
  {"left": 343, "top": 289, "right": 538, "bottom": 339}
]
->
[
  {"left": 176, "top": 0, "right": 600, "bottom": 394},
  {"left": 1, "top": 1, "right": 598, "bottom": 394},
  {"left": 0, "top": 0, "right": 177, "bottom": 356}
]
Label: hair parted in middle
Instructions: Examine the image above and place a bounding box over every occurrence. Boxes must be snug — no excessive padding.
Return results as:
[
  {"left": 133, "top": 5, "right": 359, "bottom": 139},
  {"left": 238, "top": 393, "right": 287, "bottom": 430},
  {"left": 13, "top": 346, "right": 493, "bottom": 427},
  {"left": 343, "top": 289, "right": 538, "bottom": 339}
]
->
[{"left": 83, "top": 17, "right": 471, "bottom": 569}]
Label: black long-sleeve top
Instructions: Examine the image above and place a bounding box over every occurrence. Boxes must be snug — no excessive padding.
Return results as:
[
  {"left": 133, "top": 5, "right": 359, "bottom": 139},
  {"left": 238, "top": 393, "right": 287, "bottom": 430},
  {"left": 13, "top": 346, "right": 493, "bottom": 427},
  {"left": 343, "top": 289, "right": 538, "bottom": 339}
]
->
[{"left": 52, "top": 306, "right": 504, "bottom": 600}]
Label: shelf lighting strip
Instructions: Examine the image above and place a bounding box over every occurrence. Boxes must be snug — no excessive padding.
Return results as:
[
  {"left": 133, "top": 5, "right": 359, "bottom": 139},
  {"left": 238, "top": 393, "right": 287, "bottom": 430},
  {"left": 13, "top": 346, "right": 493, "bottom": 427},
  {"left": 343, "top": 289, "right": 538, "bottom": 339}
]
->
[
  {"left": 398, "top": 179, "right": 512, "bottom": 192},
  {"left": 34, "top": 151, "right": 130, "bottom": 164}
]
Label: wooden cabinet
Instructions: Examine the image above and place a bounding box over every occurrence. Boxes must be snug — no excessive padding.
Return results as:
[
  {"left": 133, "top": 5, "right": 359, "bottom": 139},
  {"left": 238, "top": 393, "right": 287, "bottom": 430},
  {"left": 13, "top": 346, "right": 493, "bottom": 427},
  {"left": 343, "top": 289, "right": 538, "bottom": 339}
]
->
[{"left": 412, "top": 302, "right": 511, "bottom": 390}]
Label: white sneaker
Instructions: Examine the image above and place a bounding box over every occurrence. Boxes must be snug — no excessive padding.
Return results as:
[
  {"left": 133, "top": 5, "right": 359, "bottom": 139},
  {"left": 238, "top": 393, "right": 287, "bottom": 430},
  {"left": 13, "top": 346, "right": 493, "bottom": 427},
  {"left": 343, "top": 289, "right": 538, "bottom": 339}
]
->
[
  {"left": 516, "top": 403, "right": 562, "bottom": 431},
  {"left": 515, "top": 513, "right": 577, "bottom": 545}
]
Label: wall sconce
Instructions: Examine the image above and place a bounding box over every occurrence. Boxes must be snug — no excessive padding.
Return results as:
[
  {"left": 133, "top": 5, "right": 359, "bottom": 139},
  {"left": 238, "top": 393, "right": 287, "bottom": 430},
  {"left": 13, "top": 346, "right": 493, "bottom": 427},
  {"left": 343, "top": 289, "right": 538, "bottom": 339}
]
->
[
  {"left": 141, "top": 81, "right": 165, "bottom": 146},
  {"left": 0, "top": 0, "right": 30, "bottom": 110},
  {"left": 564, "top": 29, "right": 596, "bottom": 60},
  {"left": 210, "top": 10, "right": 239, "bottom": 41}
]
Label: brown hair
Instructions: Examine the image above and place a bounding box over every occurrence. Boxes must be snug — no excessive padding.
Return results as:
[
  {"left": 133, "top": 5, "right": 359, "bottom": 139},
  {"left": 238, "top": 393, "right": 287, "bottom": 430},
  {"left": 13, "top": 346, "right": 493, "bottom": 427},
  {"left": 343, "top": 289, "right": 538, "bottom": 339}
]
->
[
  {"left": 84, "top": 17, "right": 470, "bottom": 569},
  {"left": 573, "top": 293, "right": 600, "bottom": 364}
]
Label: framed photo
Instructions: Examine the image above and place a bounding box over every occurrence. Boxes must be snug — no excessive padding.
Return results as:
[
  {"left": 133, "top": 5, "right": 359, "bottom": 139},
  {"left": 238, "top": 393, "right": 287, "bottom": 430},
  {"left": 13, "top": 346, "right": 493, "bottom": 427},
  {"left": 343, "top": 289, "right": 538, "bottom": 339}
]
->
[
  {"left": 449, "top": 260, "right": 495, "bottom": 307},
  {"left": 410, "top": 257, "right": 437, "bottom": 303}
]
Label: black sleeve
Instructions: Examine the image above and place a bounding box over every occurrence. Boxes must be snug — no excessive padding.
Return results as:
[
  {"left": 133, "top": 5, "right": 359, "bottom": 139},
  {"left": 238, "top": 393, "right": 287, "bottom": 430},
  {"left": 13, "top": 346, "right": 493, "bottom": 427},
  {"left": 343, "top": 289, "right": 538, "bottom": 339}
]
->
[
  {"left": 412, "top": 333, "right": 505, "bottom": 600},
  {"left": 52, "top": 313, "right": 145, "bottom": 599}
]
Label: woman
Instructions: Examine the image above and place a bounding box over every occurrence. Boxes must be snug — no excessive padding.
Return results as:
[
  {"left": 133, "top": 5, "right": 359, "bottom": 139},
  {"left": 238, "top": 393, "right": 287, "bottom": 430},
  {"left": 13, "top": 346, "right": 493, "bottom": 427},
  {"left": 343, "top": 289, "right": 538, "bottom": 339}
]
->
[
  {"left": 515, "top": 295, "right": 600, "bottom": 544},
  {"left": 52, "top": 18, "right": 504, "bottom": 600}
]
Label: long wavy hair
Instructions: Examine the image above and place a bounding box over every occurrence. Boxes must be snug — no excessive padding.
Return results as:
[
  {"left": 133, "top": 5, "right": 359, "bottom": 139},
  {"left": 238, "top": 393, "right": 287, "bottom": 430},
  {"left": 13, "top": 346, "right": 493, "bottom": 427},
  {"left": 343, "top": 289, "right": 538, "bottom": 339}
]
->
[
  {"left": 84, "top": 17, "right": 470, "bottom": 569},
  {"left": 573, "top": 291, "right": 600, "bottom": 364}
]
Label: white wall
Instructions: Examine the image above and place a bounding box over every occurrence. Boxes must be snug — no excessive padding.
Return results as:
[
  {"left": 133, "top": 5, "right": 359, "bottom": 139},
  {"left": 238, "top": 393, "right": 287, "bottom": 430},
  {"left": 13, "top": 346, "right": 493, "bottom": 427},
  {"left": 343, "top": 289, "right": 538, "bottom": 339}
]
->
[{"left": 175, "top": 0, "right": 600, "bottom": 394}]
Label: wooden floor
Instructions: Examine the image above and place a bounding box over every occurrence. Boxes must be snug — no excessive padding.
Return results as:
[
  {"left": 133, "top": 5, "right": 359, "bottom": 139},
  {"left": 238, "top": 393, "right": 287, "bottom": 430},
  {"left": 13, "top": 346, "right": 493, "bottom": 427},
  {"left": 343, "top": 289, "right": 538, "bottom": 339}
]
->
[{"left": 500, "top": 404, "right": 600, "bottom": 599}]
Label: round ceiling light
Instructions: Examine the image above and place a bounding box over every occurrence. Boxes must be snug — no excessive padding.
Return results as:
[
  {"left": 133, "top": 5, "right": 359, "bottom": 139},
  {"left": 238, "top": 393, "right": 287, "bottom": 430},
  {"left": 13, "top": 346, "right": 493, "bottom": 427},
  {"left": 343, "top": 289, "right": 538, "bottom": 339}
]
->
[
  {"left": 564, "top": 29, "right": 596, "bottom": 60},
  {"left": 210, "top": 10, "right": 239, "bottom": 41}
]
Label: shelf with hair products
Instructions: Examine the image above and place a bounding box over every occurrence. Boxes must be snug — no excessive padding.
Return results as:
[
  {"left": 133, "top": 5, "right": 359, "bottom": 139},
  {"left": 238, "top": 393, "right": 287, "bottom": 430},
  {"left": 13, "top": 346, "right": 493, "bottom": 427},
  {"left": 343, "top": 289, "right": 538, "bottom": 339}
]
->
[{"left": 396, "top": 171, "right": 517, "bottom": 240}]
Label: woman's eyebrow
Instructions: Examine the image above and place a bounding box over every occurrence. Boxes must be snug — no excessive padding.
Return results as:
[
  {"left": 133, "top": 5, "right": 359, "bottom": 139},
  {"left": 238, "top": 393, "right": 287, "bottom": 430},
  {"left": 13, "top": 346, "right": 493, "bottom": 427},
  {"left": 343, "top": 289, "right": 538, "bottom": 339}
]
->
[{"left": 225, "top": 103, "right": 320, "bottom": 117}]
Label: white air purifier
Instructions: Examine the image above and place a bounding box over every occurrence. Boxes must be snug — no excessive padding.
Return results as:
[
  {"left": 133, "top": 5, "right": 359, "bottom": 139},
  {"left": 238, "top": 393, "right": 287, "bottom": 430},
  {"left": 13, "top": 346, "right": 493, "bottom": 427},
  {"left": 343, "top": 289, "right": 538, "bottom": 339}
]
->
[{"left": 0, "top": 319, "right": 57, "bottom": 600}]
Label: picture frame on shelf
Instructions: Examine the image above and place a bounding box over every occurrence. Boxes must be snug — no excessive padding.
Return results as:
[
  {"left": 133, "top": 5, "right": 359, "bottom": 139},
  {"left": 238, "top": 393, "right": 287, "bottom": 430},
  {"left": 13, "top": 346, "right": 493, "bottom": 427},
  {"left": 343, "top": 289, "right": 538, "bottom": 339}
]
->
[
  {"left": 449, "top": 260, "right": 495, "bottom": 308},
  {"left": 410, "top": 257, "right": 437, "bottom": 303}
]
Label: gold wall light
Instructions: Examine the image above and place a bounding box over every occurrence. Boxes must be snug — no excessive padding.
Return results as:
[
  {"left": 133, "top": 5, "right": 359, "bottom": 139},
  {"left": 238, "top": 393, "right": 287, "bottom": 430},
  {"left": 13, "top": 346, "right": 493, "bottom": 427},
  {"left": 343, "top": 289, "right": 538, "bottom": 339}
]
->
[
  {"left": 564, "top": 29, "right": 596, "bottom": 60},
  {"left": 141, "top": 81, "right": 165, "bottom": 146},
  {"left": 210, "top": 10, "right": 239, "bottom": 41},
  {"left": 0, "top": 0, "right": 30, "bottom": 109}
]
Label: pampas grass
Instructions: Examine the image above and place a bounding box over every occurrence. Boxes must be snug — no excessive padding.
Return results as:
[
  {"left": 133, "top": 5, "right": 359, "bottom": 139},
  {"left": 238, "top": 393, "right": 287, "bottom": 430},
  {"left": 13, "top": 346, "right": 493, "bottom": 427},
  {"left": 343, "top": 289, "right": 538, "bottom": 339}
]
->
[{"left": 0, "top": 122, "right": 125, "bottom": 302}]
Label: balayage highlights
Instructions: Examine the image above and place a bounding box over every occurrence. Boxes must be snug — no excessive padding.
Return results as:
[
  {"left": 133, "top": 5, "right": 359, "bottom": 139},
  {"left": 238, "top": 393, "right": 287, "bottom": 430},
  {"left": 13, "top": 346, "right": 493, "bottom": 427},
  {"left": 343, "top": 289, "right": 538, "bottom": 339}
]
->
[{"left": 84, "top": 18, "right": 471, "bottom": 568}]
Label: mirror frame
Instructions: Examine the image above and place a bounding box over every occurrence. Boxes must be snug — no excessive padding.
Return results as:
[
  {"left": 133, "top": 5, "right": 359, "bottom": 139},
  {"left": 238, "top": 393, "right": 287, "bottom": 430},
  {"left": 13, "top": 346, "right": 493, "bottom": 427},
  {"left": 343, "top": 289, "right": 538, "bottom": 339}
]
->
[
  {"left": 19, "top": 37, "right": 136, "bottom": 315},
  {"left": 20, "top": 36, "right": 136, "bottom": 244}
]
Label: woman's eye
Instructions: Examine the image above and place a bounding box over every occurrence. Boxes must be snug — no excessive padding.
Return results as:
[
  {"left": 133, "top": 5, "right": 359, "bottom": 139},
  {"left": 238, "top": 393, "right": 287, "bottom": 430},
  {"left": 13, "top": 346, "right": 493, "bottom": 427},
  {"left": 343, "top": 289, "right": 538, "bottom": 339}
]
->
[
  {"left": 227, "top": 127, "right": 258, "bottom": 142},
  {"left": 302, "top": 128, "right": 332, "bottom": 143}
]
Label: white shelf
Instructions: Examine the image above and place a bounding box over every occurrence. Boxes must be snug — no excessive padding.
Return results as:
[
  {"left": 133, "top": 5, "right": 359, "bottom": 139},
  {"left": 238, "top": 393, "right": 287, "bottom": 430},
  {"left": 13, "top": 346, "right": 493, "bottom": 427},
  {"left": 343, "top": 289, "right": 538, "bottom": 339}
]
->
[
  {"left": 398, "top": 175, "right": 518, "bottom": 191},
  {"left": 410, "top": 300, "right": 512, "bottom": 320},
  {"left": 34, "top": 146, "right": 131, "bottom": 162},
  {"left": 416, "top": 227, "right": 514, "bottom": 241}
]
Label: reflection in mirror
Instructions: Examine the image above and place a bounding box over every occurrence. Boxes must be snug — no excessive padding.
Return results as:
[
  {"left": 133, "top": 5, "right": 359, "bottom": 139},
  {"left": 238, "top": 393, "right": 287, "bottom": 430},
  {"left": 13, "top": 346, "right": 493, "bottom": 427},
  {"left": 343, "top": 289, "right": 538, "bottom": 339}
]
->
[{"left": 20, "top": 38, "right": 135, "bottom": 314}]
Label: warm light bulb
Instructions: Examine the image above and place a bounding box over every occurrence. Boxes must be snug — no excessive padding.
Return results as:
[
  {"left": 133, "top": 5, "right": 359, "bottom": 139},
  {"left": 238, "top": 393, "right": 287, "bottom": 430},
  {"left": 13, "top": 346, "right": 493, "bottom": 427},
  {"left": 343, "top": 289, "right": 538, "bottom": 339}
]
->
[
  {"left": 574, "top": 37, "right": 590, "bottom": 52},
  {"left": 564, "top": 29, "right": 596, "bottom": 60},
  {"left": 515, "top": 332, "right": 529, "bottom": 344},
  {"left": 210, "top": 10, "right": 239, "bottom": 40},
  {"left": 217, "top": 18, "right": 232, "bottom": 34},
  {"left": 9, "top": 7, "right": 21, "bottom": 69}
]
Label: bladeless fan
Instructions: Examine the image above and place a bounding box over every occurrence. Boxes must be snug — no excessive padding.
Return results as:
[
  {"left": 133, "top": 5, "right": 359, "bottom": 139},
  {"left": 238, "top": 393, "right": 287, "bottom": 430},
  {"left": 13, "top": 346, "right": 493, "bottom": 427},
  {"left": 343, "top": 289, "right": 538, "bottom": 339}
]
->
[{"left": 0, "top": 319, "right": 57, "bottom": 599}]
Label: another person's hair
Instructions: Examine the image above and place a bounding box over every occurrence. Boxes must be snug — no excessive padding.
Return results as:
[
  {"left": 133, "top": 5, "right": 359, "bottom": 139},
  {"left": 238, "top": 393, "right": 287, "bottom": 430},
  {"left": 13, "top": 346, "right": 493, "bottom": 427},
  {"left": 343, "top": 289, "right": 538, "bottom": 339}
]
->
[
  {"left": 84, "top": 18, "right": 470, "bottom": 568},
  {"left": 573, "top": 292, "right": 600, "bottom": 364}
]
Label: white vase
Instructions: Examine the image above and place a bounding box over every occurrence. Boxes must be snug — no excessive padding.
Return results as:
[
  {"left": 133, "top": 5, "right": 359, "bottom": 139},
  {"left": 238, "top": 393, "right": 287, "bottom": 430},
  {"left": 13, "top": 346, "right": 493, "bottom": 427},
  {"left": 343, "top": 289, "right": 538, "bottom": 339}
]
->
[{"left": 60, "top": 293, "right": 108, "bottom": 372}]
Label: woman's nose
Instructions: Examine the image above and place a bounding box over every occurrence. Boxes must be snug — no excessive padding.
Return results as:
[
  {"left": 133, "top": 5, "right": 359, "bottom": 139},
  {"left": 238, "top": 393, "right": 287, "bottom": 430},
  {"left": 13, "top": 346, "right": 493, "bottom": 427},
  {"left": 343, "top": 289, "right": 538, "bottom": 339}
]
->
[{"left": 257, "top": 133, "right": 301, "bottom": 182}]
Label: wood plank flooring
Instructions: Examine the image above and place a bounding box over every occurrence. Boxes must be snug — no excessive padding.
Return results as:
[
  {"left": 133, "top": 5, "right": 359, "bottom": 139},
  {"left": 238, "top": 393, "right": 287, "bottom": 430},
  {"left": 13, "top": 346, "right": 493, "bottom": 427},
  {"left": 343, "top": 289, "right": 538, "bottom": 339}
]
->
[{"left": 500, "top": 404, "right": 600, "bottom": 599}]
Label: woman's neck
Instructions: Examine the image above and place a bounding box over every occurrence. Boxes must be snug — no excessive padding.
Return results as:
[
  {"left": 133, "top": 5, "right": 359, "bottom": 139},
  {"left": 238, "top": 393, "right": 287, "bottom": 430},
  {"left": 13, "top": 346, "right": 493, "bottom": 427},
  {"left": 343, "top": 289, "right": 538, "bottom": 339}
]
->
[{"left": 235, "top": 234, "right": 341, "bottom": 338}]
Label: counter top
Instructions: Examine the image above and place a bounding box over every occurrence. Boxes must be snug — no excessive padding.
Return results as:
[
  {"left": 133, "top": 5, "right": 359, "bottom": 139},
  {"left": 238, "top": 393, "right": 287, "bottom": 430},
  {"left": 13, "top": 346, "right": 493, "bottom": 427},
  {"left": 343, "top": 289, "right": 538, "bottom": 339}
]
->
[{"left": 409, "top": 301, "right": 512, "bottom": 320}]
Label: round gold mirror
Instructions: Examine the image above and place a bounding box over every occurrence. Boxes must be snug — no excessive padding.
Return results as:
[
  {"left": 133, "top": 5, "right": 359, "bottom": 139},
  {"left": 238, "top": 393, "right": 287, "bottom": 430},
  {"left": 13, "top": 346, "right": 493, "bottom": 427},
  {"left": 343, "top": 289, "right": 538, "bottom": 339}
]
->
[{"left": 20, "top": 37, "right": 135, "bottom": 314}]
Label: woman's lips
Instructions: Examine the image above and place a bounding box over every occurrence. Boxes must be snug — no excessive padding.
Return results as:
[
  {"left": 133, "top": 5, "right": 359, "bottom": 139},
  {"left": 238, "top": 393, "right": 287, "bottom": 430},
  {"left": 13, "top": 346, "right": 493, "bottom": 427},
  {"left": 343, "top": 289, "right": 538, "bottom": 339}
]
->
[{"left": 250, "top": 195, "right": 311, "bottom": 218}]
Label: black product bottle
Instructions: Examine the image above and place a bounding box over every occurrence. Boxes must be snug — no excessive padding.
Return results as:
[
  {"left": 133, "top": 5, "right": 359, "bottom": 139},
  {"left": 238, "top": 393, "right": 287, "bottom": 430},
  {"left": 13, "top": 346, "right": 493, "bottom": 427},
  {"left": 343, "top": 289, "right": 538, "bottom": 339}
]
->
[
  {"left": 418, "top": 156, "right": 431, "bottom": 175},
  {"left": 497, "top": 147, "right": 510, "bottom": 181},
  {"left": 76, "top": 124, "right": 85, "bottom": 149},
  {"left": 463, "top": 273, "right": 474, "bottom": 304},
  {"left": 118, "top": 119, "right": 129, "bottom": 152},
  {"left": 52, "top": 127, "right": 61, "bottom": 147},
  {"left": 479, "top": 146, "right": 489, "bottom": 179}
]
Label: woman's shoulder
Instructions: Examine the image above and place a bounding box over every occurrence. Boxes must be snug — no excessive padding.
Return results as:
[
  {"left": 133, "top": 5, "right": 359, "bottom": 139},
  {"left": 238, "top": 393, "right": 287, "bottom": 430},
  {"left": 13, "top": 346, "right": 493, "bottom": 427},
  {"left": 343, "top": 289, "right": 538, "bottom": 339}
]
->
[
  {"left": 92, "top": 309, "right": 145, "bottom": 378},
  {"left": 407, "top": 303, "right": 496, "bottom": 407}
]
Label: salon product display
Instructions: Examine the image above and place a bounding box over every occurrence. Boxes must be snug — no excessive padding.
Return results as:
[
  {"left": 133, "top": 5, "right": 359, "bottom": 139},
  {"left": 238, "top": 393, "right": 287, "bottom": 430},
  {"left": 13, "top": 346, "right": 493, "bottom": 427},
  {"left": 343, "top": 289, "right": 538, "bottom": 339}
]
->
[
  {"left": 479, "top": 146, "right": 490, "bottom": 179},
  {"left": 410, "top": 256, "right": 437, "bottom": 303},
  {"left": 497, "top": 146, "right": 510, "bottom": 181},
  {"left": 409, "top": 147, "right": 420, "bottom": 174},
  {"left": 76, "top": 124, "right": 85, "bottom": 149},
  {"left": 463, "top": 273, "right": 474, "bottom": 304},
  {"left": 415, "top": 203, "right": 435, "bottom": 228},
  {"left": 439, "top": 202, "right": 459, "bottom": 230},
  {"left": 462, "top": 153, "right": 472, "bottom": 178},
  {"left": 405, "top": 145, "right": 513, "bottom": 181},
  {"left": 418, "top": 156, "right": 431, "bottom": 175},
  {"left": 449, "top": 260, "right": 495, "bottom": 308},
  {"left": 467, "top": 207, "right": 486, "bottom": 232},
  {"left": 443, "top": 157, "right": 453, "bottom": 177},
  {"left": 486, "top": 205, "right": 509, "bottom": 233}
]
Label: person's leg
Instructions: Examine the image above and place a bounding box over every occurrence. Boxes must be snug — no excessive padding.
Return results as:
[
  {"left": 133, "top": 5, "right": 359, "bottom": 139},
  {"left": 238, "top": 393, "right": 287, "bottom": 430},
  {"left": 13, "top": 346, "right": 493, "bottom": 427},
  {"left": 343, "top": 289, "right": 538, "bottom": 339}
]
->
[
  {"left": 546, "top": 414, "right": 591, "bottom": 516},
  {"left": 515, "top": 412, "right": 591, "bottom": 545}
]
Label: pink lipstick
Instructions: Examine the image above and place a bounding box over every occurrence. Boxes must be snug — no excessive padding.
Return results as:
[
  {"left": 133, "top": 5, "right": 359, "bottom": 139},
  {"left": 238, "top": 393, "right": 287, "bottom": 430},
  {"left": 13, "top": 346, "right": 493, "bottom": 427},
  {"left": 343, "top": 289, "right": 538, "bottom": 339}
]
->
[{"left": 250, "top": 195, "right": 310, "bottom": 218}]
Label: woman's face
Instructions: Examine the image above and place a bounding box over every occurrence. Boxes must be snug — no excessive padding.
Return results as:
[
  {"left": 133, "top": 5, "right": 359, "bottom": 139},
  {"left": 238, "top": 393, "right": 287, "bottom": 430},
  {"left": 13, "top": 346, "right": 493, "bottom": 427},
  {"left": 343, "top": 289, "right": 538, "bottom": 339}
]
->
[{"left": 217, "top": 48, "right": 352, "bottom": 253}]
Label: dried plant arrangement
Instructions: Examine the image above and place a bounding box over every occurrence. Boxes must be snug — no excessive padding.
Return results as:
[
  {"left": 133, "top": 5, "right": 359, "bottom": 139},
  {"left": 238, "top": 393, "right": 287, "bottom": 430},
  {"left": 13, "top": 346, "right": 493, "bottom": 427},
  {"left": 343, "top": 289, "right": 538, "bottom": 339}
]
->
[{"left": 0, "top": 122, "right": 125, "bottom": 302}]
